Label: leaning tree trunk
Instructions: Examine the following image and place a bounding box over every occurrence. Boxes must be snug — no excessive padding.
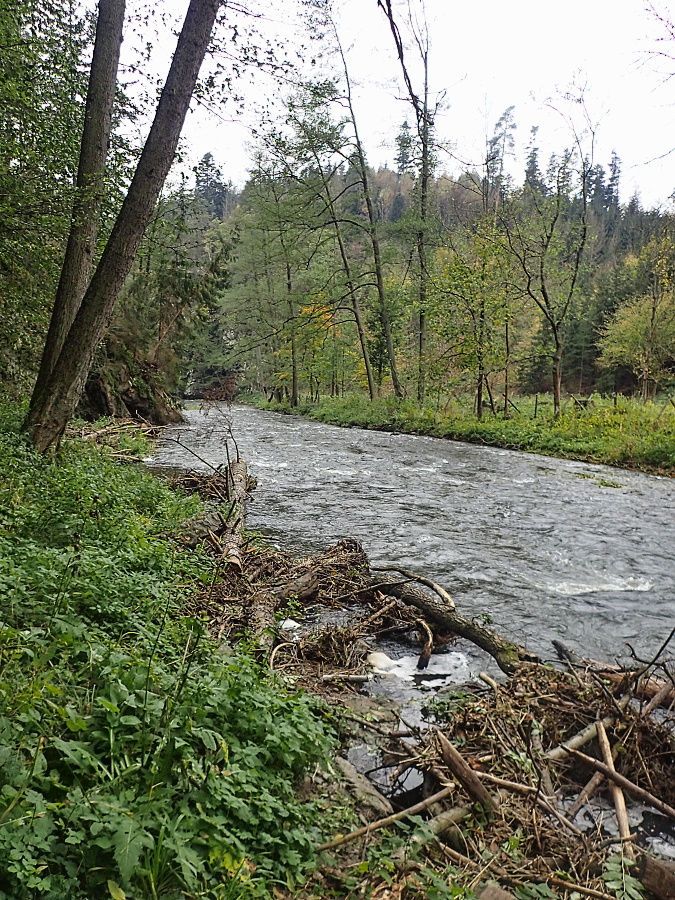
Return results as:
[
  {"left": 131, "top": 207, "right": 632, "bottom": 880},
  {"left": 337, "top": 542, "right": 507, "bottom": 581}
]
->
[
  {"left": 333, "top": 28, "right": 403, "bottom": 399},
  {"left": 24, "top": 0, "right": 221, "bottom": 452},
  {"left": 315, "top": 158, "right": 377, "bottom": 400},
  {"left": 370, "top": 571, "right": 540, "bottom": 675},
  {"left": 31, "top": 0, "right": 126, "bottom": 407}
]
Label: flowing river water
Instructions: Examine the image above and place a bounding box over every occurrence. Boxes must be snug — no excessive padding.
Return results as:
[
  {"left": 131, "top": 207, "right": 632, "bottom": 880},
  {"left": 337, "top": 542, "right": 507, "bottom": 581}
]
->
[{"left": 152, "top": 403, "right": 675, "bottom": 668}]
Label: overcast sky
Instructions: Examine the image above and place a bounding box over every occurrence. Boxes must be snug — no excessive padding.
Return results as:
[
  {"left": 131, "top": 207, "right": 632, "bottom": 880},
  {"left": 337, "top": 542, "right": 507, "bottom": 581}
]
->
[{"left": 174, "top": 0, "right": 675, "bottom": 207}]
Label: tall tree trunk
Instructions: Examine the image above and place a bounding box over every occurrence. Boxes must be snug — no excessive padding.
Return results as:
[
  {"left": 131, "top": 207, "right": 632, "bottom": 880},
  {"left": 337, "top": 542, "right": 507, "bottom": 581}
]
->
[
  {"left": 365, "top": 180, "right": 403, "bottom": 397},
  {"left": 284, "top": 261, "right": 299, "bottom": 408},
  {"left": 415, "top": 56, "right": 431, "bottom": 404},
  {"left": 24, "top": 0, "right": 221, "bottom": 451},
  {"left": 325, "top": 196, "right": 377, "bottom": 400},
  {"left": 147, "top": 302, "right": 186, "bottom": 366},
  {"left": 309, "top": 148, "right": 376, "bottom": 400},
  {"left": 552, "top": 335, "right": 563, "bottom": 416},
  {"left": 333, "top": 30, "right": 403, "bottom": 398},
  {"left": 503, "top": 320, "right": 510, "bottom": 418},
  {"left": 417, "top": 307, "right": 426, "bottom": 402},
  {"left": 476, "top": 369, "right": 483, "bottom": 420},
  {"left": 31, "top": 0, "right": 126, "bottom": 403},
  {"left": 378, "top": 0, "right": 434, "bottom": 403},
  {"left": 476, "top": 298, "right": 486, "bottom": 419}
]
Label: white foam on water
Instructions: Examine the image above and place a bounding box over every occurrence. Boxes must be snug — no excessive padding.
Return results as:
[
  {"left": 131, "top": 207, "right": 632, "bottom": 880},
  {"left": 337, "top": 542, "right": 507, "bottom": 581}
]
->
[
  {"left": 367, "top": 651, "right": 471, "bottom": 683},
  {"left": 539, "top": 576, "right": 652, "bottom": 595}
]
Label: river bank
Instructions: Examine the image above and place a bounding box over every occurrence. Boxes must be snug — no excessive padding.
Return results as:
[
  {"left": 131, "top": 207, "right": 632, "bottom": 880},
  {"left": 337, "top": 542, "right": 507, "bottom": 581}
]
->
[
  {"left": 159, "top": 403, "right": 675, "bottom": 667},
  {"left": 242, "top": 393, "right": 675, "bottom": 476},
  {"left": 3, "top": 405, "right": 675, "bottom": 900},
  {"left": 0, "top": 407, "right": 332, "bottom": 899},
  {"left": 159, "top": 449, "right": 675, "bottom": 900}
]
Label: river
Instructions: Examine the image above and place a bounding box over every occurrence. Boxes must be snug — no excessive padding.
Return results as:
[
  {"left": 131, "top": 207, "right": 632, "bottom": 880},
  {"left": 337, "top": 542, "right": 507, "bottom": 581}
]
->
[{"left": 152, "top": 403, "right": 675, "bottom": 666}]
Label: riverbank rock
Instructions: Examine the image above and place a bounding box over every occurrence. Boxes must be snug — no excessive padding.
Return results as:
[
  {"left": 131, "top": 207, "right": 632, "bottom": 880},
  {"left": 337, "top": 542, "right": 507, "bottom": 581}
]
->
[{"left": 333, "top": 757, "right": 394, "bottom": 819}]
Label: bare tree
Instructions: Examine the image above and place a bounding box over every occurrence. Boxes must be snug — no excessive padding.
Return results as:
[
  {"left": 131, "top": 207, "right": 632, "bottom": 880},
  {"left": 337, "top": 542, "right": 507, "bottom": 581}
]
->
[
  {"left": 378, "top": 0, "right": 440, "bottom": 403},
  {"left": 502, "top": 149, "right": 589, "bottom": 415}
]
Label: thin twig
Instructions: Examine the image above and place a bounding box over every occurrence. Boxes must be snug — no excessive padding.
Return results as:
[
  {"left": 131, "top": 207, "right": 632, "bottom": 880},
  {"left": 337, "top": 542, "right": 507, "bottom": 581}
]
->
[
  {"left": 358, "top": 598, "right": 401, "bottom": 630},
  {"left": 318, "top": 785, "right": 455, "bottom": 851},
  {"left": 548, "top": 876, "right": 617, "bottom": 900}
]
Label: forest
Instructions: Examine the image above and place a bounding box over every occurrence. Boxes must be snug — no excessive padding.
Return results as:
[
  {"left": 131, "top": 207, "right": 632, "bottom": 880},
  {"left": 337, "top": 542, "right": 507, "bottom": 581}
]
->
[
  {"left": 2, "top": 0, "right": 675, "bottom": 436},
  {"left": 2, "top": 0, "right": 675, "bottom": 897}
]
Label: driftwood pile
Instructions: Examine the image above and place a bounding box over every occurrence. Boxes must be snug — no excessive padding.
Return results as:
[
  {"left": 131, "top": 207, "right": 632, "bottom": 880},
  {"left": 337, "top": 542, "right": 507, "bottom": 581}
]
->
[
  {"left": 66, "top": 418, "right": 165, "bottom": 459},
  {"left": 170, "top": 460, "right": 675, "bottom": 900}
]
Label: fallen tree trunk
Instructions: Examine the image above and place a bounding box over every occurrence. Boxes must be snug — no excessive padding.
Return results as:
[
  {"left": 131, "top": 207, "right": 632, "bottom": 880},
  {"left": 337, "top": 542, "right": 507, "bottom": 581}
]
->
[
  {"left": 637, "top": 854, "right": 675, "bottom": 900},
  {"left": 369, "top": 572, "right": 539, "bottom": 675},
  {"left": 248, "top": 588, "right": 279, "bottom": 656},
  {"left": 220, "top": 460, "right": 248, "bottom": 574},
  {"left": 372, "top": 565, "right": 455, "bottom": 608}
]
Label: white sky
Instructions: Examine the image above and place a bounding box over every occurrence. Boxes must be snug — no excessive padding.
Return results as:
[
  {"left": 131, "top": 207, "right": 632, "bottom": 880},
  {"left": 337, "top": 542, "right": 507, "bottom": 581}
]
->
[{"left": 172, "top": 0, "right": 675, "bottom": 207}]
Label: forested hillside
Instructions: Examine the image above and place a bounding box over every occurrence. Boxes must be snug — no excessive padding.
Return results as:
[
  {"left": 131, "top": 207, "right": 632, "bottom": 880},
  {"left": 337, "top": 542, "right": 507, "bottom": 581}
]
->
[{"left": 2, "top": 0, "right": 674, "bottom": 426}]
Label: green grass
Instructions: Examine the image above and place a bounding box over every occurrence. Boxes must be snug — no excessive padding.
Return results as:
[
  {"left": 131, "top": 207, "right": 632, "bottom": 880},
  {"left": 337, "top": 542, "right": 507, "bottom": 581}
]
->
[
  {"left": 246, "top": 392, "right": 675, "bottom": 474},
  {"left": 0, "top": 405, "right": 332, "bottom": 900}
]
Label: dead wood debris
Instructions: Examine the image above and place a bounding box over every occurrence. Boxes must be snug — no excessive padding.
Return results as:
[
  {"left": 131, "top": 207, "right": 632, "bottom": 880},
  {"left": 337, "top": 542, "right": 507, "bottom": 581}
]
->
[
  {"left": 65, "top": 418, "right": 164, "bottom": 459},
  {"left": 170, "top": 469, "right": 675, "bottom": 899},
  {"left": 293, "top": 665, "right": 675, "bottom": 900},
  {"left": 345, "top": 665, "right": 675, "bottom": 900}
]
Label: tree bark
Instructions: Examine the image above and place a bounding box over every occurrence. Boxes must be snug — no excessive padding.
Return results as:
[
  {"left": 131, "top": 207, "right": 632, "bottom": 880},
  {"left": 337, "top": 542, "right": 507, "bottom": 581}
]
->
[
  {"left": 311, "top": 151, "right": 376, "bottom": 400},
  {"left": 220, "top": 460, "right": 247, "bottom": 574},
  {"left": 31, "top": 0, "right": 126, "bottom": 406},
  {"left": 436, "top": 731, "right": 499, "bottom": 812},
  {"left": 637, "top": 854, "right": 675, "bottom": 900},
  {"left": 378, "top": 0, "right": 434, "bottom": 403},
  {"left": 24, "top": 0, "right": 222, "bottom": 451},
  {"left": 552, "top": 333, "right": 563, "bottom": 417}
]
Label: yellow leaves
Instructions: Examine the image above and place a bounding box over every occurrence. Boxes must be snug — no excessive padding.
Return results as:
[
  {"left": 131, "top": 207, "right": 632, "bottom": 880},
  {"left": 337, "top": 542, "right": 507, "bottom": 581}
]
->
[
  {"left": 207, "top": 848, "right": 255, "bottom": 880},
  {"left": 107, "top": 880, "right": 126, "bottom": 900}
]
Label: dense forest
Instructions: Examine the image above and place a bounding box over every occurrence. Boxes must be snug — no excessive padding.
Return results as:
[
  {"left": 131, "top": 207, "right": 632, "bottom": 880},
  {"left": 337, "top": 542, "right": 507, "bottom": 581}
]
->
[{"left": 2, "top": 0, "right": 674, "bottom": 429}]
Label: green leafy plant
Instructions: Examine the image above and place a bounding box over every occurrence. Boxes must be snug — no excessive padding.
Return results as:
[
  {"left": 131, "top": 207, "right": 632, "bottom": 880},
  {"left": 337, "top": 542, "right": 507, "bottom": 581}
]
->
[
  {"left": 601, "top": 855, "right": 645, "bottom": 900},
  {"left": 0, "top": 408, "right": 334, "bottom": 899},
  {"left": 513, "top": 884, "right": 557, "bottom": 900}
]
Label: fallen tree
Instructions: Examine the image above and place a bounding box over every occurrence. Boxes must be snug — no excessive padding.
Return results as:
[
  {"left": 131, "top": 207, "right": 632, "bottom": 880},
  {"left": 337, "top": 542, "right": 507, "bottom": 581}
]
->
[{"left": 368, "top": 570, "right": 540, "bottom": 674}]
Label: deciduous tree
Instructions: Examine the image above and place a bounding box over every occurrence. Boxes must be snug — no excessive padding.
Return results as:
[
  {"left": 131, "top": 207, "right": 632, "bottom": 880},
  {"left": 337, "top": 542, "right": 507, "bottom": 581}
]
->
[
  {"left": 24, "top": 0, "right": 222, "bottom": 451},
  {"left": 598, "top": 235, "right": 675, "bottom": 399}
]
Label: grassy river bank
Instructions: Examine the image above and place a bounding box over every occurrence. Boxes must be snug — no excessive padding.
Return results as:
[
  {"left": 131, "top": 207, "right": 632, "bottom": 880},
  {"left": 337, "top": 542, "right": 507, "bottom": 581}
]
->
[
  {"left": 245, "top": 393, "right": 675, "bottom": 476},
  {"left": 2, "top": 402, "right": 674, "bottom": 900}
]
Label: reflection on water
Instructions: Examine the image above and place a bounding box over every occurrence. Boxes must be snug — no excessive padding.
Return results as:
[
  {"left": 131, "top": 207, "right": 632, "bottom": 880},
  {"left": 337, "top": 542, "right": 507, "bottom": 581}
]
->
[{"left": 151, "top": 404, "right": 675, "bottom": 665}]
